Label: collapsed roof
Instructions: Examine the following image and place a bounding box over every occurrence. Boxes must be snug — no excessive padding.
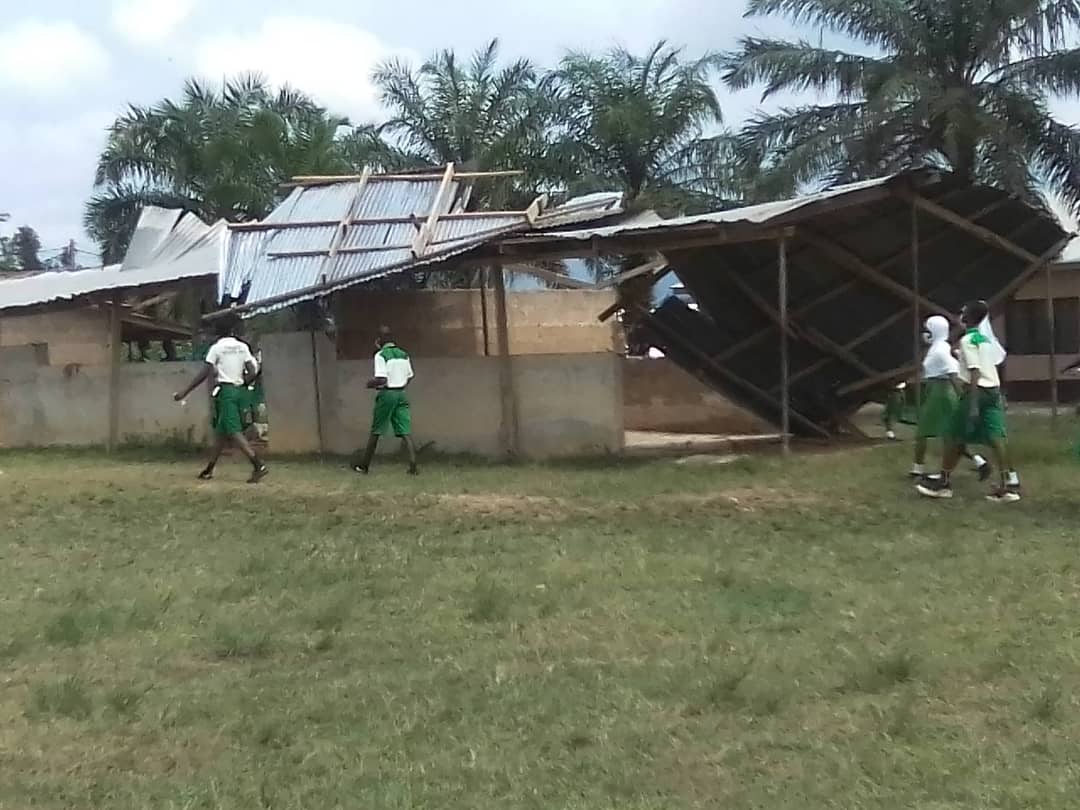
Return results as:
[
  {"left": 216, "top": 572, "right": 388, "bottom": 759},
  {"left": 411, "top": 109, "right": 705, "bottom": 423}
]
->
[
  {"left": 0, "top": 207, "right": 226, "bottom": 315},
  {"left": 478, "top": 169, "right": 1071, "bottom": 436},
  {"left": 218, "top": 164, "right": 624, "bottom": 316}
]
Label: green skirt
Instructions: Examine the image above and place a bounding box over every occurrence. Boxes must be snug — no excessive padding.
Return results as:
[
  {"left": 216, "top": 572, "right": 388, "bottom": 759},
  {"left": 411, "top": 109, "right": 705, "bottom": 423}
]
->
[{"left": 916, "top": 379, "right": 958, "bottom": 439}]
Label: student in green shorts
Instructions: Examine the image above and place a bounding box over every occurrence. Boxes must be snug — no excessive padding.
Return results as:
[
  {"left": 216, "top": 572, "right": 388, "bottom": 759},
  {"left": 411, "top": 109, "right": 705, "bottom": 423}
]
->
[
  {"left": 173, "top": 317, "right": 269, "bottom": 483},
  {"left": 917, "top": 301, "right": 1019, "bottom": 502},
  {"left": 910, "top": 315, "right": 988, "bottom": 479},
  {"left": 351, "top": 326, "right": 418, "bottom": 476}
]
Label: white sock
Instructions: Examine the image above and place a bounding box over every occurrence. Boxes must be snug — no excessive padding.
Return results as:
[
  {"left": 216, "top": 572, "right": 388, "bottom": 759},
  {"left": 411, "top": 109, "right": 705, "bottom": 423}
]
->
[
  {"left": 911, "top": 463, "right": 925, "bottom": 475},
  {"left": 972, "top": 454, "right": 987, "bottom": 467},
  {"left": 1006, "top": 470, "right": 1020, "bottom": 486}
]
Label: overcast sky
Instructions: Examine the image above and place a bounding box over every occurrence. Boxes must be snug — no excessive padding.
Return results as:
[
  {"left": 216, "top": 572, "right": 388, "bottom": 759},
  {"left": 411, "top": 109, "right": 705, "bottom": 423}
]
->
[{"left": 3, "top": 0, "right": 1079, "bottom": 261}]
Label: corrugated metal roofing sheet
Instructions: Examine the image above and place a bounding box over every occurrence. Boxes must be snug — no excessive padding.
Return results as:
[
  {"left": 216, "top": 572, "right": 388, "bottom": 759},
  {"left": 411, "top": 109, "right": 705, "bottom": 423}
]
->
[
  {"left": 222, "top": 174, "right": 625, "bottom": 314},
  {"left": 0, "top": 208, "right": 226, "bottom": 313}
]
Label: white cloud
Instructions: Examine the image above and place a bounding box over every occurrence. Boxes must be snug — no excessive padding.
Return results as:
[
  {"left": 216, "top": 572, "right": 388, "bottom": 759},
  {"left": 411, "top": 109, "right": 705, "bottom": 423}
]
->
[
  {"left": 111, "top": 0, "right": 199, "bottom": 46},
  {"left": 0, "top": 19, "right": 109, "bottom": 95},
  {"left": 194, "top": 16, "right": 413, "bottom": 121}
]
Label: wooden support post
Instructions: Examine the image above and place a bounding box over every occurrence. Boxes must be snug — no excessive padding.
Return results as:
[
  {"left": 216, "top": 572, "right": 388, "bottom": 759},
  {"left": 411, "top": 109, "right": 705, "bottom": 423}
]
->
[
  {"left": 912, "top": 199, "right": 921, "bottom": 410},
  {"left": 107, "top": 299, "right": 122, "bottom": 452},
  {"left": 778, "top": 237, "right": 791, "bottom": 454},
  {"left": 1046, "top": 262, "right": 1058, "bottom": 423},
  {"left": 492, "top": 266, "right": 520, "bottom": 456}
]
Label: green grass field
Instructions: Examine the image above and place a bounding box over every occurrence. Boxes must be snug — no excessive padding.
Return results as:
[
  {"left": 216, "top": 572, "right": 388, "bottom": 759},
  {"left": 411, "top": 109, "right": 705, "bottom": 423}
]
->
[{"left": 2, "top": 421, "right": 1079, "bottom": 809}]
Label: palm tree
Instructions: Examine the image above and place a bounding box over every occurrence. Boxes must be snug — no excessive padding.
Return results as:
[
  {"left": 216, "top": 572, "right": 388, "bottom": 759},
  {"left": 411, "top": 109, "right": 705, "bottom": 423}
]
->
[
  {"left": 544, "top": 41, "right": 736, "bottom": 215},
  {"left": 373, "top": 39, "right": 549, "bottom": 207},
  {"left": 86, "top": 75, "right": 369, "bottom": 263},
  {"left": 721, "top": 0, "right": 1080, "bottom": 211}
]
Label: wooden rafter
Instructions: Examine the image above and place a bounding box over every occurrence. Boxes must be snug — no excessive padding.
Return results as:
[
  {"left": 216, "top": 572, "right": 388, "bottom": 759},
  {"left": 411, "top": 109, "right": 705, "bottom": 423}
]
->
[
  {"left": 799, "top": 231, "right": 953, "bottom": 319},
  {"left": 831, "top": 234, "right": 1073, "bottom": 397},
  {"left": 900, "top": 191, "right": 1038, "bottom": 264},
  {"left": 229, "top": 211, "right": 530, "bottom": 232},
  {"left": 411, "top": 163, "right": 456, "bottom": 259},
  {"left": 724, "top": 270, "right": 876, "bottom": 393},
  {"left": 638, "top": 305, "right": 830, "bottom": 438},
  {"left": 282, "top": 169, "right": 522, "bottom": 188}
]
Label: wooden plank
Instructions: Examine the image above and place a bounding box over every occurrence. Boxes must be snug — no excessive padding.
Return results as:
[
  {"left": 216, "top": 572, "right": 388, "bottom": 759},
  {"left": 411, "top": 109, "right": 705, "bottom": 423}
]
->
[
  {"left": 638, "top": 306, "right": 830, "bottom": 437},
  {"left": 901, "top": 191, "right": 1038, "bottom": 264},
  {"left": 412, "top": 163, "right": 456, "bottom": 258},
  {"left": 107, "top": 300, "right": 122, "bottom": 453},
  {"left": 799, "top": 230, "right": 953, "bottom": 318},
  {"left": 725, "top": 269, "right": 876, "bottom": 377},
  {"left": 504, "top": 265, "right": 595, "bottom": 289},
  {"left": 229, "top": 211, "right": 529, "bottom": 232},
  {"left": 595, "top": 256, "right": 668, "bottom": 289},
  {"left": 1047, "top": 260, "right": 1058, "bottom": 421},
  {"left": 283, "top": 169, "right": 522, "bottom": 187},
  {"left": 130, "top": 291, "right": 179, "bottom": 312},
  {"left": 491, "top": 266, "right": 521, "bottom": 456},
  {"left": 778, "top": 237, "right": 791, "bottom": 454}
]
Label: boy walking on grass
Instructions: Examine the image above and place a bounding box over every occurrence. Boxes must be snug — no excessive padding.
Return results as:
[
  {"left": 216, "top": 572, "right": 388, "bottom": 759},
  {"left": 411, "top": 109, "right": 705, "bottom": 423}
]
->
[
  {"left": 917, "top": 301, "right": 1019, "bottom": 502},
  {"left": 174, "top": 317, "right": 269, "bottom": 484},
  {"left": 351, "top": 326, "right": 419, "bottom": 476}
]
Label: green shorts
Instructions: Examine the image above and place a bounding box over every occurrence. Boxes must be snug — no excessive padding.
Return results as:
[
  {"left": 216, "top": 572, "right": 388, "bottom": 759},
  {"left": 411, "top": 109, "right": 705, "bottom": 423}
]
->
[
  {"left": 371, "top": 389, "right": 411, "bottom": 437},
  {"left": 212, "top": 384, "right": 246, "bottom": 437},
  {"left": 947, "top": 387, "right": 1007, "bottom": 445},
  {"left": 916, "top": 379, "right": 958, "bottom": 439}
]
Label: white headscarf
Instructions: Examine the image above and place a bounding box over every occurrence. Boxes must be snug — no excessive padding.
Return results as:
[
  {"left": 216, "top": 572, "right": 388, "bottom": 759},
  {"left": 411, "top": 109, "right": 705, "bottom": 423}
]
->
[
  {"left": 975, "top": 302, "right": 1007, "bottom": 366},
  {"left": 922, "top": 315, "right": 959, "bottom": 379}
]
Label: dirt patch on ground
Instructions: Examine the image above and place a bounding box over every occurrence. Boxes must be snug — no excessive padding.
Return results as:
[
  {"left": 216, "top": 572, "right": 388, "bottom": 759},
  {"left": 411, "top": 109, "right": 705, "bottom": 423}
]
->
[
  {"left": 666, "top": 487, "right": 824, "bottom": 512},
  {"left": 433, "top": 493, "right": 567, "bottom": 519}
]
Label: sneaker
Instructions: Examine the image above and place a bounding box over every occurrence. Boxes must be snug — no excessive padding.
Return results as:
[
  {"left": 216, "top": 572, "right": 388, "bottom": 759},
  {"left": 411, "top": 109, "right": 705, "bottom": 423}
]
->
[
  {"left": 197, "top": 469, "right": 214, "bottom": 481},
  {"left": 885, "top": 430, "right": 897, "bottom": 441},
  {"left": 916, "top": 477, "right": 953, "bottom": 499},
  {"left": 351, "top": 464, "right": 369, "bottom": 475},
  {"left": 247, "top": 465, "right": 269, "bottom": 484},
  {"left": 908, "top": 465, "right": 926, "bottom": 479},
  {"left": 986, "top": 486, "right": 1021, "bottom": 503},
  {"left": 975, "top": 461, "right": 993, "bottom": 482},
  {"left": 407, "top": 464, "right": 419, "bottom": 476}
]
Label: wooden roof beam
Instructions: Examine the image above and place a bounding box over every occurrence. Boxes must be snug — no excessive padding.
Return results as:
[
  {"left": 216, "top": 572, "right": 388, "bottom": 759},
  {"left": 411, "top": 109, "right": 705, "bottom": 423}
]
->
[
  {"left": 898, "top": 190, "right": 1039, "bottom": 264},
  {"left": 798, "top": 230, "right": 953, "bottom": 319}
]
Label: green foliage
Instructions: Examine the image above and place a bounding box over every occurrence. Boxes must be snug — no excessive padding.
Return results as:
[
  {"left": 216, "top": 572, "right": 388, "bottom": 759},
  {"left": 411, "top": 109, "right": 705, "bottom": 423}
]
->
[{"left": 722, "top": 0, "right": 1080, "bottom": 212}]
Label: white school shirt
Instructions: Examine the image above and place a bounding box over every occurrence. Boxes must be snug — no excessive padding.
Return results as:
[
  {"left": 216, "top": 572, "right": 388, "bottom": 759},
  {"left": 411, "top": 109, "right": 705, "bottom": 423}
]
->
[
  {"left": 958, "top": 331, "right": 1001, "bottom": 388},
  {"left": 205, "top": 337, "right": 257, "bottom": 386},
  {"left": 374, "top": 343, "right": 414, "bottom": 389}
]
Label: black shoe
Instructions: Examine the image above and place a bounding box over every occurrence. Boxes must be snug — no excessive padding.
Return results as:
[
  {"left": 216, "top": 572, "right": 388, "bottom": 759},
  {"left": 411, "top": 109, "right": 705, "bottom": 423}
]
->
[
  {"left": 916, "top": 476, "right": 953, "bottom": 499},
  {"left": 198, "top": 469, "right": 214, "bottom": 481},
  {"left": 407, "top": 464, "right": 419, "bottom": 476},
  {"left": 352, "top": 464, "right": 369, "bottom": 475},
  {"left": 247, "top": 465, "right": 269, "bottom": 484},
  {"left": 976, "top": 461, "right": 993, "bottom": 482}
]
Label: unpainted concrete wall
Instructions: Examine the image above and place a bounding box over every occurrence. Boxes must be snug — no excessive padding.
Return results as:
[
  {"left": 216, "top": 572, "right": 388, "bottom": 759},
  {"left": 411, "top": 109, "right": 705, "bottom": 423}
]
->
[
  {"left": 0, "top": 309, "right": 111, "bottom": 366},
  {"left": 335, "top": 288, "right": 620, "bottom": 358},
  {"left": 622, "top": 357, "right": 771, "bottom": 434},
  {"left": 0, "top": 346, "right": 209, "bottom": 448},
  {"left": 263, "top": 331, "right": 623, "bottom": 458}
]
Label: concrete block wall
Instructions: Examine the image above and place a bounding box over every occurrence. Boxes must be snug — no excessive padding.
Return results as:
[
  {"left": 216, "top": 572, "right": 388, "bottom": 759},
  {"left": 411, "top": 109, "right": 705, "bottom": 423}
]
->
[
  {"left": 262, "top": 332, "right": 623, "bottom": 458},
  {"left": 0, "top": 309, "right": 112, "bottom": 366},
  {"left": 0, "top": 345, "right": 209, "bottom": 448},
  {"left": 334, "top": 288, "right": 620, "bottom": 358},
  {"left": 622, "top": 356, "right": 770, "bottom": 435}
]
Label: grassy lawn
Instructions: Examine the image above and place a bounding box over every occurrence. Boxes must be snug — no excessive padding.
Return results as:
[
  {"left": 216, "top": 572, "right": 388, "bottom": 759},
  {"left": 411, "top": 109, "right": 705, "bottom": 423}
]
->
[{"left": 2, "top": 420, "right": 1080, "bottom": 809}]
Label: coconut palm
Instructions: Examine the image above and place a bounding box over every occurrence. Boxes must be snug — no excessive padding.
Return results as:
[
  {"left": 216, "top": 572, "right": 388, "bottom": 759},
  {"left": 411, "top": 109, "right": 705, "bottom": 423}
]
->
[
  {"left": 721, "top": 0, "right": 1080, "bottom": 211},
  {"left": 86, "top": 75, "right": 386, "bottom": 263}
]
